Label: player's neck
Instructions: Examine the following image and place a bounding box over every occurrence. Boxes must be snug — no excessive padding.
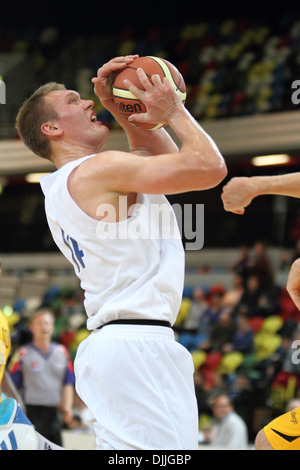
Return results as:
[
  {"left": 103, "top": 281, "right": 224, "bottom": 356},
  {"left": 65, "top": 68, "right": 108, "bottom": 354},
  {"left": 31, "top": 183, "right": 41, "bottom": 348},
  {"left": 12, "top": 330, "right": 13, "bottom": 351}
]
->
[{"left": 51, "top": 143, "right": 100, "bottom": 169}]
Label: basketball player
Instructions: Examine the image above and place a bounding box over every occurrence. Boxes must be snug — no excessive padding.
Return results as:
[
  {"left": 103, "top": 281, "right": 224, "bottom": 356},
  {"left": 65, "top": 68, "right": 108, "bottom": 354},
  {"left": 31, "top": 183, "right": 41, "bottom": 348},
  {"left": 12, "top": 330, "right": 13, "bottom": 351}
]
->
[
  {"left": 222, "top": 173, "right": 300, "bottom": 449},
  {"left": 15, "top": 55, "right": 227, "bottom": 450}
]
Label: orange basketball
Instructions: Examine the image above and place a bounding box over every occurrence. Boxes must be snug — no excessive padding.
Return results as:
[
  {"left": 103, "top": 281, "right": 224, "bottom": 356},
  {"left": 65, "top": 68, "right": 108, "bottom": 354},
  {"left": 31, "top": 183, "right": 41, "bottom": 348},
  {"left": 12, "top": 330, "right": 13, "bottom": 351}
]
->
[{"left": 112, "top": 56, "right": 186, "bottom": 130}]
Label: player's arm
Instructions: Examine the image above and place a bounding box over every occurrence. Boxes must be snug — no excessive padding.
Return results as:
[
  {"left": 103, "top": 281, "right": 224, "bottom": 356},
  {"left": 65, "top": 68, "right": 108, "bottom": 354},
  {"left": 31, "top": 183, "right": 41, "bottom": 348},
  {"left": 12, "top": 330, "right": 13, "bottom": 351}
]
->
[
  {"left": 92, "top": 55, "right": 179, "bottom": 156},
  {"left": 70, "top": 69, "right": 227, "bottom": 199},
  {"left": 221, "top": 173, "right": 300, "bottom": 215}
]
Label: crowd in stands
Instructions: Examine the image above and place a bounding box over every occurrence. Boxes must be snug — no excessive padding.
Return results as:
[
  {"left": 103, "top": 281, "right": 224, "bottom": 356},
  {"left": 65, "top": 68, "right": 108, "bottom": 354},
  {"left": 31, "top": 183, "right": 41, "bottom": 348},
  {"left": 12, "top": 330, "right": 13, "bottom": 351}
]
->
[
  {"left": 0, "top": 10, "right": 299, "bottom": 139},
  {"left": 78, "top": 12, "right": 300, "bottom": 125},
  {"left": 174, "top": 241, "right": 300, "bottom": 441}
]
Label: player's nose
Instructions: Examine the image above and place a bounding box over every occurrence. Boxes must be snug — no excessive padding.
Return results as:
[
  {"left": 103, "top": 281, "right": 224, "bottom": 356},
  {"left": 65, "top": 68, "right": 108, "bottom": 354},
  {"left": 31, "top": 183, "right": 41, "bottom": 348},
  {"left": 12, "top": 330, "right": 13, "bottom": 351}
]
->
[{"left": 83, "top": 99, "right": 94, "bottom": 110}]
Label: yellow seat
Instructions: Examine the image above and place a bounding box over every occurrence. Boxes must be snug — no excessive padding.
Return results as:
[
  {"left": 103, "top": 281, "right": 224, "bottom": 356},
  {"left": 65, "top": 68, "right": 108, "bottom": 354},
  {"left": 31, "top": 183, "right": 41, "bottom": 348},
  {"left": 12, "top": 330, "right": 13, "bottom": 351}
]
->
[
  {"left": 261, "top": 316, "right": 283, "bottom": 334},
  {"left": 174, "top": 298, "right": 191, "bottom": 327},
  {"left": 70, "top": 328, "right": 90, "bottom": 350},
  {"left": 254, "top": 332, "right": 282, "bottom": 361},
  {"left": 6, "top": 312, "right": 20, "bottom": 329},
  {"left": 218, "top": 351, "right": 244, "bottom": 374},
  {"left": 191, "top": 350, "right": 207, "bottom": 370}
]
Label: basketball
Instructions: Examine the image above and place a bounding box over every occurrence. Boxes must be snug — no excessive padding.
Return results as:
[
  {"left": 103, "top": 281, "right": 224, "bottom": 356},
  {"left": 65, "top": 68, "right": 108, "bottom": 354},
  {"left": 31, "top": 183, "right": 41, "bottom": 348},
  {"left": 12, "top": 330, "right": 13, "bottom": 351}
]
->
[{"left": 112, "top": 56, "right": 186, "bottom": 130}]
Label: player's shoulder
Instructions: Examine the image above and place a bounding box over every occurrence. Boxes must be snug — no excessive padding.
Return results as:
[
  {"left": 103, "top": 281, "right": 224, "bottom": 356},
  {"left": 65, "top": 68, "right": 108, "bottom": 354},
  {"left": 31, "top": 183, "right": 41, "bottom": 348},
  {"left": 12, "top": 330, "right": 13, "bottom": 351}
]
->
[
  {"left": 69, "top": 150, "right": 131, "bottom": 194},
  {"left": 78, "top": 150, "right": 129, "bottom": 172}
]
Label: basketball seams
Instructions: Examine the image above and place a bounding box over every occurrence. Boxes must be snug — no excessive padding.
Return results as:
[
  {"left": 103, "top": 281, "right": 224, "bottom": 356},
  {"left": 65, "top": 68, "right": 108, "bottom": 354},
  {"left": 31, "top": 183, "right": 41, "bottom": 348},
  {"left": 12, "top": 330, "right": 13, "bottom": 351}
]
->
[
  {"left": 126, "top": 66, "right": 153, "bottom": 81},
  {"left": 147, "top": 56, "right": 175, "bottom": 86},
  {"left": 113, "top": 87, "right": 138, "bottom": 100},
  {"left": 146, "top": 57, "right": 186, "bottom": 101},
  {"left": 113, "top": 58, "right": 186, "bottom": 101}
]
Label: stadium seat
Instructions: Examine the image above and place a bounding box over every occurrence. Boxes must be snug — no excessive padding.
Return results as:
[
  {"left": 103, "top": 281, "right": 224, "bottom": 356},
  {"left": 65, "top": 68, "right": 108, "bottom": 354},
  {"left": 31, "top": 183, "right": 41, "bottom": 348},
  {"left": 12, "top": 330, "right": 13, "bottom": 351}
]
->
[
  {"left": 261, "top": 315, "right": 283, "bottom": 334},
  {"left": 217, "top": 351, "right": 244, "bottom": 374},
  {"left": 254, "top": 332, "right": 282, "bottom": 361},
  {"left": 191, "top": 350, "right": 207, "bottom": 370},
  {"left": 248, "top": 316, "right": 264, "bottom": 333}
]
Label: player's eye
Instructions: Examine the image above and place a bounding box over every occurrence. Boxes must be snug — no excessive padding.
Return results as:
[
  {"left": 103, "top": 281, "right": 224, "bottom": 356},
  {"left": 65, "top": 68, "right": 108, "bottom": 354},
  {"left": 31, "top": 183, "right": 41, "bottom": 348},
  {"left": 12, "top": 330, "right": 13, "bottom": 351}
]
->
[{"left": 69, "top": 96, "right": 79, "bottom": 104}]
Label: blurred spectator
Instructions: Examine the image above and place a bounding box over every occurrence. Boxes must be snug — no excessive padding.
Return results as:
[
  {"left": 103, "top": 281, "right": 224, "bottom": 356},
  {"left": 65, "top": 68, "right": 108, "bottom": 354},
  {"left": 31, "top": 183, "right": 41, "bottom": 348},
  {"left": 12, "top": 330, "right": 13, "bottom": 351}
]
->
[
  {"left": 204, "top": 394, "right": 249, "bottom": 449},
  {"left": 203, "top": 309, "right": 236, "bottom": 353},
  {"left": 231, "top": 374, "right": 256, "bottom": 440},
  {"left": 248, "top": 241, "right": 273, "bottom": 288},
  {"left": 230, "top": 315, "right": 254, "bottom": 354},
  {"left": 230, "top": 245, "right": 251, "bottom": 286},
  {"left": 178, "top": 287, "right": 224, "bottom": 352},
  {"left": 235, "top": 275, "right": 263, "bottom": 318},
  {"left": 181, "top": 287, "right": 209, "bottom": 331},
  {"left": 235, "top": 274, "right": 279, "bottom": 318},
  {"left": 9, "top": 309, "right": 75, "bottom": 446},
  {"left": 222, "top": 274, "right": 245, "bottom": 309},
  {"left": 193, "top": 371, "right": 212, "bottom": 418},
  {"left": 256, "top": 284, "right": 280, "bottom": 318},
  {"left": 204, "top": 286, "right": 226, "bottom": 324}
]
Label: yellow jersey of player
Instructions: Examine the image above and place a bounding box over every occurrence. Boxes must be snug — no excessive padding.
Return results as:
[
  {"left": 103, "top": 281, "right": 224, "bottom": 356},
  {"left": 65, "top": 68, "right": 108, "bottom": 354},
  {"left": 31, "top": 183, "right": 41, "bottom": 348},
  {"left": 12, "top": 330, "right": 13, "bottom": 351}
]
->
[
  {"left": 264, "top": 406, "right": 300, "bottom": 449},
  {"left": 0, "top": 310, "right": 11, "bottom": 387}
]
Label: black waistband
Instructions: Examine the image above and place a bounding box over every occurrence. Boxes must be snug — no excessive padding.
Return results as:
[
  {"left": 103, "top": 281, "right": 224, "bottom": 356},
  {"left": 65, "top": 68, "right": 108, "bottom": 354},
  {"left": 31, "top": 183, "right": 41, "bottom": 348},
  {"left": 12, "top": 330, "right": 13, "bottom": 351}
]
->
[{"left": 97, "top": 319, "right": 172, "bottom": 329}]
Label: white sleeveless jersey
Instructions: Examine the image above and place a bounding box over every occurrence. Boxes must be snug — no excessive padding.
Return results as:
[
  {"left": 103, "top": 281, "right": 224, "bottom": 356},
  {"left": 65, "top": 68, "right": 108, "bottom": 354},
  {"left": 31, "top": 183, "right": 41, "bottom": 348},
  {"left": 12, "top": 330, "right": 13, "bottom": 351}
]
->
[{"left": 40, "top": 155, "right": 185, "bottom": 330}]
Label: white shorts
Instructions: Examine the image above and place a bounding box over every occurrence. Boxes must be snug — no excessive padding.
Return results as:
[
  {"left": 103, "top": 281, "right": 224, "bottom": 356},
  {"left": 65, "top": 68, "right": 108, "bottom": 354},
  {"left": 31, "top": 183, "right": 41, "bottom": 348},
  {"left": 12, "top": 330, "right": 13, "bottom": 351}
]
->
[{"left": 74, "top": 324, "right": 198, "bottom": 450}]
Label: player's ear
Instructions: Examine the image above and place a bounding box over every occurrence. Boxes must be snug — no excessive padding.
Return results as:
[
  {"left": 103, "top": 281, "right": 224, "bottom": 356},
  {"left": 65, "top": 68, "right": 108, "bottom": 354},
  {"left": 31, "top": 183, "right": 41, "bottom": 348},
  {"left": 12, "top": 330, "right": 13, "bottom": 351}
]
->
[{"left": 41, "top": 121, "right": 63, "bottom": 137}]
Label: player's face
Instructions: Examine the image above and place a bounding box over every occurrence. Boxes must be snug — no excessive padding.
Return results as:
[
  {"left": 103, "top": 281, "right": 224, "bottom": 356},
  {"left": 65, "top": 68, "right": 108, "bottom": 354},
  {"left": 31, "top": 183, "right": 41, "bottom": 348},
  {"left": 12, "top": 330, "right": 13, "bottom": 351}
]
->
[{"left": 45, "top": 89, "right": 109, "bottom": 150}]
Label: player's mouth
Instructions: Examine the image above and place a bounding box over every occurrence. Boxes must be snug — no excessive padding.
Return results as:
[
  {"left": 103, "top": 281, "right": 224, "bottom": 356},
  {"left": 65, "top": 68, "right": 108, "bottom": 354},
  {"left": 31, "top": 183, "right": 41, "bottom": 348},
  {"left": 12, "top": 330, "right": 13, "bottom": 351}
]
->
[{"left": 90, "top": 111, "right": 102, "bottom": 125}]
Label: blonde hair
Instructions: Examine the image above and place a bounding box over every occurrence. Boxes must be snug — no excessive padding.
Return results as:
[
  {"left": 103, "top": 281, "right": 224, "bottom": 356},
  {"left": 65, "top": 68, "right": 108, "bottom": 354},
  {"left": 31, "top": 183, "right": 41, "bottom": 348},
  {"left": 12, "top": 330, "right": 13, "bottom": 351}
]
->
[{"left": 16, "top": 82, "right": 66, "bottom": 160}]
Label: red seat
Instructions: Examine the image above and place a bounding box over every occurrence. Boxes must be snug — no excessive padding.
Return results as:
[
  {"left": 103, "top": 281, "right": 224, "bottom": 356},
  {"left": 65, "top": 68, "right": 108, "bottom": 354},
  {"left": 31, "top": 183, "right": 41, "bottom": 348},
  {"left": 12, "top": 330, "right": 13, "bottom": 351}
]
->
[
  {"left": 248, "top": 316, "right": 264, "bottom": 333},
  {"left": 202, "top": 351, "right": 223, "bottom": 370}
]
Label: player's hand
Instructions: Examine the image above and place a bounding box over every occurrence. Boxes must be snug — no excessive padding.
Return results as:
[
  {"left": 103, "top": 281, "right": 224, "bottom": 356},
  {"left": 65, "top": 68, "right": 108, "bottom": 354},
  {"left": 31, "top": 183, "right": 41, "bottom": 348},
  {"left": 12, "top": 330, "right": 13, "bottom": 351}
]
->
[
  {"left": 221, "top": 177, "right": 255, "bottom": 215},
  {"left": 287, "top": 258, "right": 300, "bottom": 311},
  {"left": 92, "top": 55, "right": 139, "bottom": 109},
  {"left": 124, "top": 68, "right": 183, "bottom": 126}
]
